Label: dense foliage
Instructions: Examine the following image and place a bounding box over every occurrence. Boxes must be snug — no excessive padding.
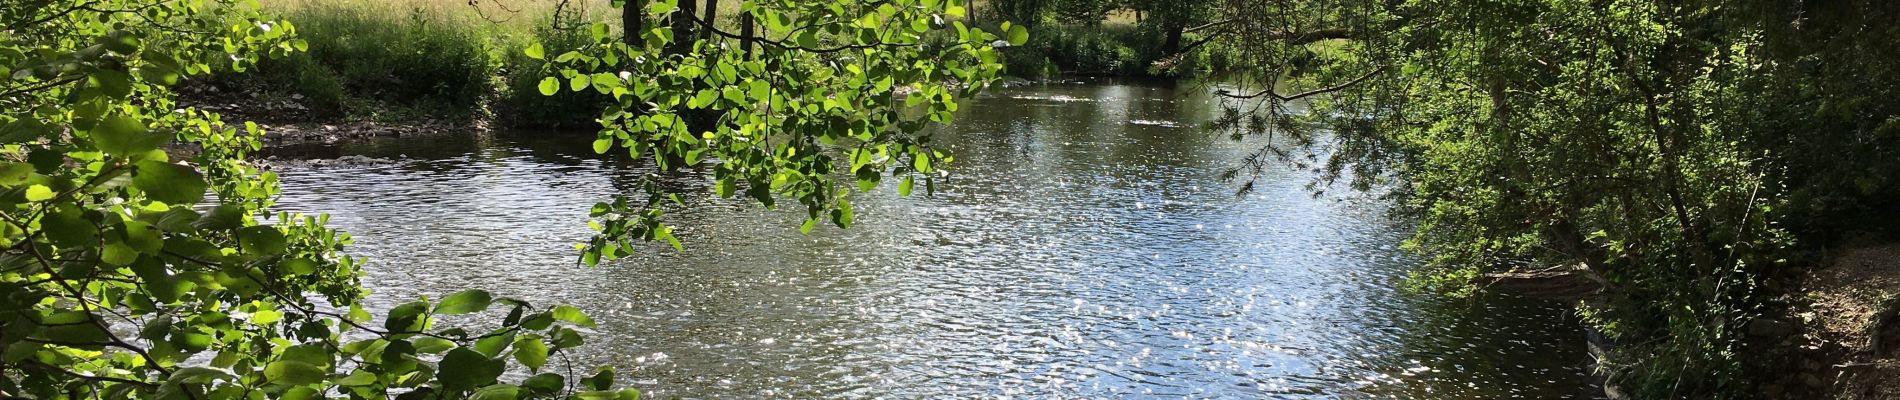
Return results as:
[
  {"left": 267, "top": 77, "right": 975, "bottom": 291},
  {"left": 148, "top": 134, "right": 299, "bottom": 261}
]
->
[
  {"left": 0, "top": 0, "right": 1010, "bottom": 398},
  {"left": 1193, "top": 0, "right": 1900, "bottom": 397},
  {"left": 537, "top": 0, "right": 1016, "bottom": 265},
  {"left": 0, "top": 2, "right": 634, "bottom": 398}
]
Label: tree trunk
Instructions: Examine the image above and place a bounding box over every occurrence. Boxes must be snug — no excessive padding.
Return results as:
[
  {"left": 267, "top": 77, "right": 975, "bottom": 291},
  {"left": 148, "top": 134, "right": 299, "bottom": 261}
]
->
[
  {"left": 622, "top": 0, "right": 646, "bottom": 47},
  {"left": 669, "top": 0, "right": 698, "bottom": 54},
  {"left": 1161, "top": 22, "right": 1185, "bottom": 54},
  {"left": 740, "top": 12, "right": 755, "bottom": 56},
  {"left": 701, "top": 0, "right": 720, "bottom": 42}
]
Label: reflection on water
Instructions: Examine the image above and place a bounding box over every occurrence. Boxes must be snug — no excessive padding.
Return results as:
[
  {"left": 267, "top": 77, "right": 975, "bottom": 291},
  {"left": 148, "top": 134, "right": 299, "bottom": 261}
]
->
[{"left": 265, "top": 79, "right": 1600, "bottom": 398}]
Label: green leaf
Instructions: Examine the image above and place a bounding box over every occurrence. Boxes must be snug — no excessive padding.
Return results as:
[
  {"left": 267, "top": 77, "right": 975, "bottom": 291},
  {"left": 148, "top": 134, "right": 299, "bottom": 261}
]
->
[
  {"left": 91, "top": 69, "right": 132, "bottom": 99},
  {"left": 24, "top": 184, "right": 55, "bottom": 202},
  {"left": 2, "top": 342, "right": 41, "bottom": 363},
  {"left": 0, "top": 119, "right": 55, "bottom": 144},
  {"left": 550, "top": 305, "right": 596, "bottom": 328},
  {"left": 412, "top": 337, "right": 456, "bottom": 353},
  {"left": 249, "top": 309, "right": 282, "bottom": 325},
  {"left": 434, "top": 289, "right": 494, "bottom": 315},
  {"left": 474, "top": 331, "right": 515, "bottom": 357},
  {"left": 165, "top": 367, "right": 232, "bottom": 385},
  {"left": 471, "top": 384, "right": 521, "bottom": 400},
  {"left": 438, "top": 347, "right": 504, "bottom": 391},
  {"left": 898, "top": 176, "right": 915, "bottom": 196},
  {"left": 335, "top": 370, "right": 377, "bottom": 387},
  {"left": 1007, "top": 23, "right": 1029, "bottom": 46},
  {"left": 385, "top": 301, "right": 430, "bottom": 333},
  {"left": 592, "top": 138, "right": 613, "bottom": 154},
  {"left": 832, "top": 200, "right": 854, "bottom": 229},
  {"left": 134, "top": 161, "right": 206, "bottom": 205},
  {"left": 236, "top": 226, "right": 287, "bottom": 255},
  {"left": 570, "top": 74, "right": 591, "bottom": 92},
  {"left": 524, "top": 43, "right": 545, "bottom": 60},
  {"left": 538, "top": 77, "right": 560, "bottom": 96},
  {"left": 101, "top": 242, "right": 138, "bottom": 265},
  {"left": 280, "top": 258, "right": 319, "bottom": 274},
  {"left": 513, "top": 335, "right": 548, "bottom": 372},
  {"left": 192, "top": 204, "right": 244, "bottom": 230},
  {"left": 649, "top": 0, "right": 677, "bottom": 15},
  {"left": 93, "top": 113, "right": 170, "bottom": 157},
  {"left": 263, "top": 360, "right": 326, "bottom": 386},
  {"left": 522, "top": 373, "right": 565, "bottom": 394},
  {"left": 0, "top": 162, "right": 34, "bottom": 186},
  {"left": 550, "top": 327, "right": 584, "bottom": 349},
  {"left": 580, "top": 367, "right": 615, "bottom": 390}
]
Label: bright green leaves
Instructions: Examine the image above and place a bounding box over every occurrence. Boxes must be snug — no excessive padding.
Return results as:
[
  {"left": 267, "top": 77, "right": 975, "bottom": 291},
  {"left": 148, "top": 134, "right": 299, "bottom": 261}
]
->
[
  {"left": 92, "top": 113, "right": 170, "bottom": 157},
  {"left": 1002, "top": 22, "right": 1030, "bottom": 46},
  {"left": 23, "top": 185, "right": 54, "bottom": 202},
  {"left": 435, "top": 289, "right": 493, "bottom": 315},
  {"left": 249, "top": 309, "right": 284, "bottom": 325},
  {"left": 550, "top": 305, "right": 596, "bottom": 328},
  {"left": 648, "top": 0, "right": 678, "bottom": 15},
  {"left": 570, "top": 74, "right": 592, "bottom": 92},
  {"left": 538, "top": 77, "right": 560, "bottom": 96},
  {"left": 524, "top": 43, "right": 546, "bottom": 60},
  {"left": 133, "top": 161, "right": 206, "bottom": 205},
  {"left": 513, "top": 335, "right": 549, "bottom": 372}
]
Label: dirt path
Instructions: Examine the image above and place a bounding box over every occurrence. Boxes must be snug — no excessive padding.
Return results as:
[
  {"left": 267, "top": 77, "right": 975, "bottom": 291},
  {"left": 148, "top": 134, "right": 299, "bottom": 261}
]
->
[{"left": 1801, "top": 242, "right": 1900, "bottom": 399}]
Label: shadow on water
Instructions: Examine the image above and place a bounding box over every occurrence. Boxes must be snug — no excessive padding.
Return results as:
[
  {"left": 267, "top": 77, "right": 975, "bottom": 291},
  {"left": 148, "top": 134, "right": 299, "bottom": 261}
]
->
[{"left": 262, "top": 78, "right": 1601, "bottom": 399}]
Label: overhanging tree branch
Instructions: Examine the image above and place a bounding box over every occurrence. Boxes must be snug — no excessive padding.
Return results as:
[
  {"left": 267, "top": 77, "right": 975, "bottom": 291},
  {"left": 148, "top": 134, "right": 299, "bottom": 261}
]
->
[{"left": 1220, "top": 65, "right": 1388, "bottom": 101}]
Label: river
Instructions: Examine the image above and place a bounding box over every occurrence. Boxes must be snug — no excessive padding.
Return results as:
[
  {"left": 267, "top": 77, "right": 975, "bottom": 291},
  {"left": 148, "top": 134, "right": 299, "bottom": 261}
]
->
[{"left": 264, "top": 79, "right": 1600, "bottom": 398}]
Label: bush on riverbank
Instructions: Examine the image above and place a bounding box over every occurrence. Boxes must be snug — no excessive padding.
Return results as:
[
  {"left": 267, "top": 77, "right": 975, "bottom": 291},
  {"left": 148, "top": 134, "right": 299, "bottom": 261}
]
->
[
  {"left": 493, "top": 16, "right": 614, "bottom": 128},
  {"left": 994, "top": 23, "right": 1201, "bottom": 78}
]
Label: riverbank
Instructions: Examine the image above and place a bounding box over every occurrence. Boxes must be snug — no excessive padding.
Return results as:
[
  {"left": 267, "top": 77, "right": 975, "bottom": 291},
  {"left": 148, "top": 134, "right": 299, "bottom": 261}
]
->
[
  {"left": 192, "top": 2, "right": 1184, "bottom": 145},
  {"left": 192, "top": 0, "right": 612, "bottom": 132},
  {"left": 1484, "top": 239, "right": 1900, "bottom": 399}
]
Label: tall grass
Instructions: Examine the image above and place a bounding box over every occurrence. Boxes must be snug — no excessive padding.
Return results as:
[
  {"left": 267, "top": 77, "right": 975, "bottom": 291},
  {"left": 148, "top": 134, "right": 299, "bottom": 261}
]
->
[
  {"left": 224, "top": 0, "right": 1174, "bottom": 125},
  {"left": 212, "top": 0, "right": 613, "bottom": 124},
  {"left": 228, "top": 0, "right": 768, "bottom": 125}
]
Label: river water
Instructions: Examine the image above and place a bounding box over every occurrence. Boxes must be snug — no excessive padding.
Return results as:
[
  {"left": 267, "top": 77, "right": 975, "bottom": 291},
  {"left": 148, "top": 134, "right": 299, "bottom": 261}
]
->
[{"left": 265, "top": 80, "right": 1599, "bottom": 398}]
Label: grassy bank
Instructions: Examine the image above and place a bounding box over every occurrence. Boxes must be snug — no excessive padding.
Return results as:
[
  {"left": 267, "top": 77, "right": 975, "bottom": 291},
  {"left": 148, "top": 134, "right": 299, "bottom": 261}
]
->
[
  {"left": 209, "top": 0, "right": 1190, "bottom": 127},
  {"left": 203, "top": 0, "right": 614, "bottom": 128}
]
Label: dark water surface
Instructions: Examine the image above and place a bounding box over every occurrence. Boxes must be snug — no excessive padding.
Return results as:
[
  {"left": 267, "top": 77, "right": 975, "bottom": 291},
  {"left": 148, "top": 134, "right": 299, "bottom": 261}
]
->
[{"left": 265, "top": 80, "right": 1600, "bottom": 398}]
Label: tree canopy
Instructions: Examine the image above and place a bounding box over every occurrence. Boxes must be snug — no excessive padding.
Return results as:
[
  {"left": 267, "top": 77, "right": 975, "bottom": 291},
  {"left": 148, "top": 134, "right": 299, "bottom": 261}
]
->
[{"left": 1191, "top": 0, "right": 1900, "bottom": 396}]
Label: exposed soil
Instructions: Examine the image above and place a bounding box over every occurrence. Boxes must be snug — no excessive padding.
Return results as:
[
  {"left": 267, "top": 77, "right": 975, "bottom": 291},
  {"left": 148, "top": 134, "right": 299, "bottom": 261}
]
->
[{"left": 1797, "top": 242, "right": 1900, "bottom": 399}]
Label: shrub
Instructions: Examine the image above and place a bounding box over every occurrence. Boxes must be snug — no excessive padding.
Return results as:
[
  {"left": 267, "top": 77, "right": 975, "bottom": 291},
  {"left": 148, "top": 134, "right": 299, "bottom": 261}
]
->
[{"left": 999, "top": 23, "right": 1157, "bottom": 78}]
